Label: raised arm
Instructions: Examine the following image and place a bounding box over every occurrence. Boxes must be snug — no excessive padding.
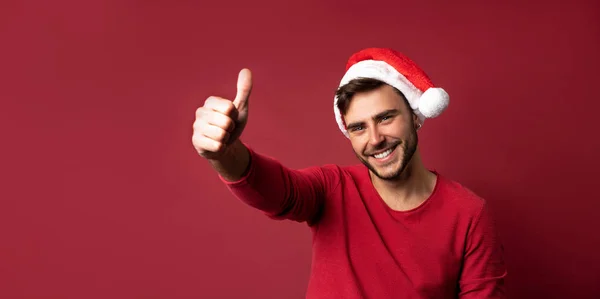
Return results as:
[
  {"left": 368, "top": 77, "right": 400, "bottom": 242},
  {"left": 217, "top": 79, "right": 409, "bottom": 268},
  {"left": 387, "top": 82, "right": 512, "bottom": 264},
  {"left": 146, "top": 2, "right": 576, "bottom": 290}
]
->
[{"left": 192, "top": 69, "right": 338, "bottom": 224}]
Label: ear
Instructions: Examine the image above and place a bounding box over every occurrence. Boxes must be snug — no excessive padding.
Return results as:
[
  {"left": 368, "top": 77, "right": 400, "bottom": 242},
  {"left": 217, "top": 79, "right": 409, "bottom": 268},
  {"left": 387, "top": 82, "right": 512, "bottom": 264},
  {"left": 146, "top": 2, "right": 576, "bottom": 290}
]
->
[{"left": 412, "top": 113, "right": 422, "bottom": 130}]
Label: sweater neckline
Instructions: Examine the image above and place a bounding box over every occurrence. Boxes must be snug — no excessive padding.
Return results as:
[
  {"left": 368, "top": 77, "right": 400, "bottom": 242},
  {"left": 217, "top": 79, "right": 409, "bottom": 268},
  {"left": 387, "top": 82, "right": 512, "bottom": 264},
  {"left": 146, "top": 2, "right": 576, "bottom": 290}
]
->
[{"left": 360, "top": 166, "right": 442, "bottom": 215}]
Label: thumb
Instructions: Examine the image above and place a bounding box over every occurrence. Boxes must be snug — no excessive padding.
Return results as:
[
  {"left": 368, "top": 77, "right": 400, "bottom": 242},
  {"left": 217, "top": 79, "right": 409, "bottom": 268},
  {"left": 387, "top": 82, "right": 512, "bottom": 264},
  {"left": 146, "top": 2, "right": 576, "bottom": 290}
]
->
[{"left": 233, "top": 68, "right": 252, "bottom": 111}]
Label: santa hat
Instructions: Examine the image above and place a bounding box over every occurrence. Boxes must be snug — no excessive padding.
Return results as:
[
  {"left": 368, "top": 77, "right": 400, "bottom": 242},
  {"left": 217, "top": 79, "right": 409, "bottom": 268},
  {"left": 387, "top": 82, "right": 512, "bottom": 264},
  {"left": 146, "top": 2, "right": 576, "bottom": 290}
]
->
[{"left": 334, "top": 48, "right": 449, "bottom": 138}]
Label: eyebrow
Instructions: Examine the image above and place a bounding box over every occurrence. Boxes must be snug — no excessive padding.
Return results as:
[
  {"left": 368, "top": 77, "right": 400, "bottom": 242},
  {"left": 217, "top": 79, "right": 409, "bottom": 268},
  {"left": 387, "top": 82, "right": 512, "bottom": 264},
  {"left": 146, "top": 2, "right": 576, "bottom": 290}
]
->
[{"left": 346, "top": 109, "right": 400, "bottom": 130}]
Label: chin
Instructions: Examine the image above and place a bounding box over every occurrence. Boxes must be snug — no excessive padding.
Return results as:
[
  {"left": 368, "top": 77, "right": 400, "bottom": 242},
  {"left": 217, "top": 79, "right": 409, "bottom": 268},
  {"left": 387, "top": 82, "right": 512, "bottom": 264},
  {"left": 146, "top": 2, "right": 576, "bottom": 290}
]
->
[
  {"left": 372, "top": 163, "right": 406, "bottom": 180},
  {"left": 359, "top": 155, "right": 406, "bottom": 180}
]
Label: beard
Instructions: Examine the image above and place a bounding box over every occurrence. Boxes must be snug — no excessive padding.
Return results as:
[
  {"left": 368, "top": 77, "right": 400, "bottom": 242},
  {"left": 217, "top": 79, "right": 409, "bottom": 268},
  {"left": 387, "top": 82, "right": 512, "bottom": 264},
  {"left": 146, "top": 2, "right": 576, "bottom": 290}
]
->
[{"left": 355, "top": 127, "right": 418, "bottom": 181}]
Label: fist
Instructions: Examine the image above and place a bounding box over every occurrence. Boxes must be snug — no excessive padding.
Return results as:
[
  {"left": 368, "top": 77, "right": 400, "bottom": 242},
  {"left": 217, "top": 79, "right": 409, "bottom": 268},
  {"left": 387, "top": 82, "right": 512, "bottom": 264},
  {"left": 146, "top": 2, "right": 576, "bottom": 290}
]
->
[{"left": 193, "top": 69, "right": 252, "bottom": 159}]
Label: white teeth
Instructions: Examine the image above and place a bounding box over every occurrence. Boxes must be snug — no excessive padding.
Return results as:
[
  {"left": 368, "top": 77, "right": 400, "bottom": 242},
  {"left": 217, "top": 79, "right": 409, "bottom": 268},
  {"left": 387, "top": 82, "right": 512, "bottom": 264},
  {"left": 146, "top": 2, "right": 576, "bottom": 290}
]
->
[{"left": 374, "top": 148, "right": 393, "bottom": 159}]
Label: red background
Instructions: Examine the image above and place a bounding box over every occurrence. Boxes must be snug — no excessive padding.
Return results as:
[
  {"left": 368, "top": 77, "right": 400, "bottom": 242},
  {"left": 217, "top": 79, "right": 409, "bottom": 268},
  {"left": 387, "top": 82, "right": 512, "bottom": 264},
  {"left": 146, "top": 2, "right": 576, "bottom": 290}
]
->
[{"left": 2, "top": 0, "right": 599, "bottom": 298}]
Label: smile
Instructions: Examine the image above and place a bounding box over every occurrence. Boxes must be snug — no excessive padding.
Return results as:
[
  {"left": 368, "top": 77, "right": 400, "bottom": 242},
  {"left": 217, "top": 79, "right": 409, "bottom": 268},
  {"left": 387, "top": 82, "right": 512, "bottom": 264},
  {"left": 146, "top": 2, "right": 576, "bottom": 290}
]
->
[
  {"left": 374, "top": 148, "right": 393, "bottom": 159},
  {"left": 371, "top": 145, "right": 397, "bottom": 159}
]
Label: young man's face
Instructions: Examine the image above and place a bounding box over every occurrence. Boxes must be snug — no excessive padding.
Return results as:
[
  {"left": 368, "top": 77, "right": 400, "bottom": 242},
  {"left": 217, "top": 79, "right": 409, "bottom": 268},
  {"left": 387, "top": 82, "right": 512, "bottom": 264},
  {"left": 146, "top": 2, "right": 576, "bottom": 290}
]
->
[{"left": 343, "top": 84, "right": 419, "bottom": 180}]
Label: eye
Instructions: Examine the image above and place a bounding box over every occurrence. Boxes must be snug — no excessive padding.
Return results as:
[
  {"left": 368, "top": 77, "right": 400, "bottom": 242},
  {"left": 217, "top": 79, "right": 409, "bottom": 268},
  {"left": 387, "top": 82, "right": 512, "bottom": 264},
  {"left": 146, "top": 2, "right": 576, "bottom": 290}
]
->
[
  {"left": 380, "top": 115, "right": 392, "bottom": 122},
  {"left": 349, "top": 125, "right": 364, "bottom": 132}
]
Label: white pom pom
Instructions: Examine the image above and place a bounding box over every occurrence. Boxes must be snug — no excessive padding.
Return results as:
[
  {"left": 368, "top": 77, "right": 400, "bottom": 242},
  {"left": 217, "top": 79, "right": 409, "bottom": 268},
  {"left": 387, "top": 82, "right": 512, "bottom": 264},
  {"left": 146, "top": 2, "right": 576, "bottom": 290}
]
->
[{"left": 418, "top": 87, "right": 449, "bottom": 118}]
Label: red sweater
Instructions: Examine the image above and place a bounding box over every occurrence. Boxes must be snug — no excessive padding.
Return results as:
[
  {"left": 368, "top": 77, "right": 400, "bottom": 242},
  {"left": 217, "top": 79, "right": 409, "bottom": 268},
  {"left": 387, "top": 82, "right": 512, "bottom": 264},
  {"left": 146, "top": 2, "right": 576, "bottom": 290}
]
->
[{"left": 221, "top": 146, "right": 507, "bottom": 298}]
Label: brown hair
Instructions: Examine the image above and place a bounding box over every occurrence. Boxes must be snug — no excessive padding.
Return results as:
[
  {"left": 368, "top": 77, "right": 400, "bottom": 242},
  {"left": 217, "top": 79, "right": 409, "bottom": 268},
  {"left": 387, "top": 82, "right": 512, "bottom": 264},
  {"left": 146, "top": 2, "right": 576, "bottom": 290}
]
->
[{"left": 335, "top": 78, "right": 408, "bottom": 116}]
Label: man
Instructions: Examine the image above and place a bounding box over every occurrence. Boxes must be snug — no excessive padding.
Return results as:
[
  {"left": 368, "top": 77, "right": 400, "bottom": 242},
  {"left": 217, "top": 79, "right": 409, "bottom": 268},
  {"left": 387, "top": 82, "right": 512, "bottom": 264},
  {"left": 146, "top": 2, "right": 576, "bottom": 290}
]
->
[{"left": 192, "top": 48, "right": 507, "bottom": 298}]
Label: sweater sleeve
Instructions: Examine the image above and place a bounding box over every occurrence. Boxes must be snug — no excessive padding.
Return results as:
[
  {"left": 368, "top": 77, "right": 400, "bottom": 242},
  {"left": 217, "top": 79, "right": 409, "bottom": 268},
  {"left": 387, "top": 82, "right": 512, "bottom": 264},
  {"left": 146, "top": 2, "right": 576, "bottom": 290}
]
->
[
  {"left": 459, "top": 202, "right": 508, "bottom": 298},
  {"left": 219, "top": 145, "right": 340, "bottom": 225}
]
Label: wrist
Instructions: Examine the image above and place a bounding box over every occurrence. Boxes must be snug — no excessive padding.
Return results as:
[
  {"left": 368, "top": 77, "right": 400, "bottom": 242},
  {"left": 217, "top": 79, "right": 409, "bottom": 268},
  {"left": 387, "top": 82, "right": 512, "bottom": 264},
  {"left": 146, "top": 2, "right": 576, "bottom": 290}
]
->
[{"left": 209, "top": 139, "right": 250, "bottom": 182}]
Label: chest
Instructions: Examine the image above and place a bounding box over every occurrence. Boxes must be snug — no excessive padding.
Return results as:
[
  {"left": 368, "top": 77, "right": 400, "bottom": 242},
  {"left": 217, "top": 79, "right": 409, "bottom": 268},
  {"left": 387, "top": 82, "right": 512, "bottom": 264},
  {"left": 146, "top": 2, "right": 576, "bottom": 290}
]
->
[{"left": 314, "top": 192, "right": 466, "bottom": 296}]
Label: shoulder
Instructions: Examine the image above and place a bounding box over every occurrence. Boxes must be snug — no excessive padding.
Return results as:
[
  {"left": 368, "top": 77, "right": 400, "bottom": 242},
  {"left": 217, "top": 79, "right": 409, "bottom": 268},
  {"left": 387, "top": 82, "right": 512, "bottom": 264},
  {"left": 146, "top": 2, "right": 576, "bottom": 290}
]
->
[{"left": 435, "top": 173, "right": 489, "bottom": 219}]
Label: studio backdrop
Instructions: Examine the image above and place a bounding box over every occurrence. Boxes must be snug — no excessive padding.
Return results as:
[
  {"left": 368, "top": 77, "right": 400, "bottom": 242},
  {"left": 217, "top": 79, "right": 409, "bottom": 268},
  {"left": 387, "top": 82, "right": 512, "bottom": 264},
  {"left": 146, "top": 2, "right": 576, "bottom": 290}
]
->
[{"left": 1, "top": 0, "right": 599, "bottom": 298}]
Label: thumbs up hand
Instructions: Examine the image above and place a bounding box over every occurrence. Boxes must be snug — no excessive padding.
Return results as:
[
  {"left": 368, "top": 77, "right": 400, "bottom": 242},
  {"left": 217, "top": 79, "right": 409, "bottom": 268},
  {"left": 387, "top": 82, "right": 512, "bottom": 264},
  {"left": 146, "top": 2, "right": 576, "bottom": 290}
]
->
[{"left": 193, "top": 69, "right": 252, "bottom": 160}]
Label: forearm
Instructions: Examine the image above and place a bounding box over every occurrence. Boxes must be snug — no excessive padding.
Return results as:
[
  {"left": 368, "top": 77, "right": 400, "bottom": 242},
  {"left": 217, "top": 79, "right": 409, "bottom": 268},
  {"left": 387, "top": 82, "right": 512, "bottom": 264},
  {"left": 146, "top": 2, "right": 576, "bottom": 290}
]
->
[
  {"left": 218, "top": 144, "right": 329, "bottom": 224},
  {"left": 208, "top": 139, "right": 250, "bottom": 182}
]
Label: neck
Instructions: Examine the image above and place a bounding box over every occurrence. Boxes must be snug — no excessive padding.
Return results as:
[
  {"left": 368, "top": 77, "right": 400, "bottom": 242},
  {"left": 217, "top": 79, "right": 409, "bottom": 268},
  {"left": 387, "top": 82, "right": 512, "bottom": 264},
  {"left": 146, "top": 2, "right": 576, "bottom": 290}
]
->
[{"left": 370, "top": 150, "right": 437, "bottom": 209}]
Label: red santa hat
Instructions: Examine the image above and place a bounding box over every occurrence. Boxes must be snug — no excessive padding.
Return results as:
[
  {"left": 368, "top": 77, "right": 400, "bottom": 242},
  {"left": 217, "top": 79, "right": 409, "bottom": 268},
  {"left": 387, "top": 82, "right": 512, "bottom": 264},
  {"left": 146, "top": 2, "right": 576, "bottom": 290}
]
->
[{"left": 334, "top": 48, "right": 449, "bottom": 138}]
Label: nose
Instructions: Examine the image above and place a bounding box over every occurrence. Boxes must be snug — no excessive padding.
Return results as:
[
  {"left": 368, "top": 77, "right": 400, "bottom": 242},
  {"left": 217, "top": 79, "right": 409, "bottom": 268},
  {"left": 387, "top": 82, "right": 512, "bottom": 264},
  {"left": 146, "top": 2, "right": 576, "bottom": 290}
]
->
[{"left": 368, "top": 126, "right": 384, "bottom": 146}]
